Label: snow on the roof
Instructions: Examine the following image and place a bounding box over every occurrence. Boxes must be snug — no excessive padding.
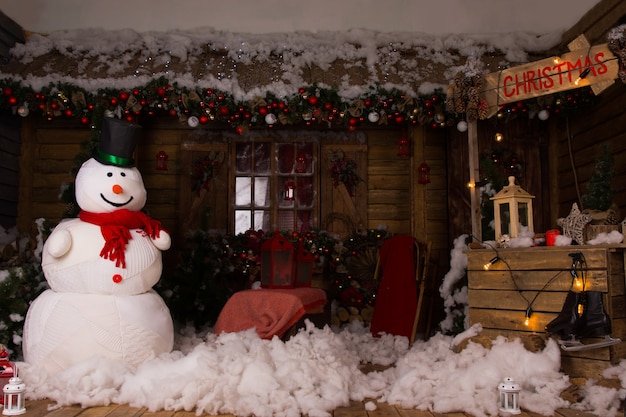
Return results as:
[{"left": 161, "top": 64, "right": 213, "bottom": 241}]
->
[{"left": 1, "top": 27, "right": 563, "bottom": 101}]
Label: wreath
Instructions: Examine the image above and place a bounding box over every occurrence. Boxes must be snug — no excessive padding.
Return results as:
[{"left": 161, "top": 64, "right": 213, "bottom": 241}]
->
[
  {"left": 191, "top": 151, "right": 224, "bottom": 193},
  {"left": 328, "top": 150, "right": 362, "bottom": 196}
]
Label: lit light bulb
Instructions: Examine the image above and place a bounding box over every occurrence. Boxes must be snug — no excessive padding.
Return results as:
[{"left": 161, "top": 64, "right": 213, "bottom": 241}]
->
[
  {"left": 524, "top": 306, "right": 532, "bottom": 326},
  {"left": 577, "top": 303, "right": 584, "bottom": 316},
  {"left": 574, "top": 67, "right": 592, "bottom": 86},
  {"left": 494, "top": 132, "right": 504, "bottom": 142},
  {"left": 553, "top": 56, "right": 561, "bottom": 64},
  {"left": 573, "top": 277, "right": 583, "bottom": 291},
  {"left": 483, "top": 256, "right": 499, "bottom": 270}
]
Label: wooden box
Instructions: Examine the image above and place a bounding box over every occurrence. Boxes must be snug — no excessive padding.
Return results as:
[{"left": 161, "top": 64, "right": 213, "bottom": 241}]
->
[{"left": 466, "top": 245, "right": 626, "bottom": 379}]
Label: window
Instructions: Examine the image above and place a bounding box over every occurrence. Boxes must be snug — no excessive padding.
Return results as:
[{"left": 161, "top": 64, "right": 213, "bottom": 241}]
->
[{"left": 232, "top": 140, "right": 318, "bottom": 234}]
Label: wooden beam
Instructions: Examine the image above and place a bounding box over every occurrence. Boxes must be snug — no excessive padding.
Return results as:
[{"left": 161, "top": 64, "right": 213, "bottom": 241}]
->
[{"left": 467, "top": 121, "right": 481, "bottom": 240}]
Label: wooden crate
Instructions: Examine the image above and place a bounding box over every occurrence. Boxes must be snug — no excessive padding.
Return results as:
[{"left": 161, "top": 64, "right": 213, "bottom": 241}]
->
[{"left": 466, "top": 245, "right": 626, "bottom": 379}]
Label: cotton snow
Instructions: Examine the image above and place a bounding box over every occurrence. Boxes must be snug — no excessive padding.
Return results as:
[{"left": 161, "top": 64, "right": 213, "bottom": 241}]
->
[{"left": 15, "top": 319, "right": 623, "bottom": 417}]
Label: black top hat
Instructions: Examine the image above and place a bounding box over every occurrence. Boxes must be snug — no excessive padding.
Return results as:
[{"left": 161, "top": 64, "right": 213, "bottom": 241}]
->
[{"left": 95, "top": 118, "right": 142, "bottom": 167}]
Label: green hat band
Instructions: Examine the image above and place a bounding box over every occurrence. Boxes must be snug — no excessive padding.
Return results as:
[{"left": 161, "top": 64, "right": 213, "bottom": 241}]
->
[{"left": 97, "top": 149, "right": 133, "bottom": 167}]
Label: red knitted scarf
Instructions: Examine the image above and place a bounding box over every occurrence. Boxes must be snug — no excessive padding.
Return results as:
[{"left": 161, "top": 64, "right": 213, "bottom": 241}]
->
[{"left": 79, "top": 209, "right": 165, "bottom": 268}]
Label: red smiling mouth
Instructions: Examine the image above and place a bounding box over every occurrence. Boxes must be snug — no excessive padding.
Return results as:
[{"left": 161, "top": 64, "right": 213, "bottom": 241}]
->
[{"left": 100, "top": 194, "right": 134, "bottom": 207}]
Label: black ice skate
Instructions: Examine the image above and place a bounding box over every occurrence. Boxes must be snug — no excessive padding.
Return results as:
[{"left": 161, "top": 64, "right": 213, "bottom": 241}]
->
[{"left": 557, "top": 291, "right": 621, "bottom": 352}]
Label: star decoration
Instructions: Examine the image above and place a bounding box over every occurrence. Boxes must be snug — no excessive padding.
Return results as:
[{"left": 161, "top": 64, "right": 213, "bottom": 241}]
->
[{"left": 557, "top": 202, "right": 592, "bottom": 245}]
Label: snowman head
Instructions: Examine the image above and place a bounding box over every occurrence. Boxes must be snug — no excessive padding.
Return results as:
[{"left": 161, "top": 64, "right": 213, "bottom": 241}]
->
[
  {"left": 75, "top": 118, "right": 147, "bottom": 213},
  {"left": 75, "top": 159, "right": 147, "bottom": 213}
]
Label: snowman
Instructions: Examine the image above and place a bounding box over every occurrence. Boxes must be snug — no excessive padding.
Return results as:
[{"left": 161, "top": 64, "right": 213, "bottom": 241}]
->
[{"left": 23, "top": 118, "right": 174, "bottom": 373}]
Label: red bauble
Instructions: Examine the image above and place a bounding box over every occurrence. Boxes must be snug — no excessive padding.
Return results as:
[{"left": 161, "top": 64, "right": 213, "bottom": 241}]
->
[
  {"left": 119, "top": 91, "right": 129, "bottom": 101},
  {"left": 156, "top": 86, "right": 167, "bottom": 97},
  {"left": 308, "top": 96, "right": 318, "bottom": 106}
]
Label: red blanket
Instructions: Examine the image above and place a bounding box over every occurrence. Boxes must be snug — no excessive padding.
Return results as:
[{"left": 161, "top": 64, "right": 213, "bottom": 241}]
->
[
  {"left": 214, "top": 288, "right": 326, "bottom": 339},
  {"left": 370, "top": 235, "right": 417, "bottom": 338}
]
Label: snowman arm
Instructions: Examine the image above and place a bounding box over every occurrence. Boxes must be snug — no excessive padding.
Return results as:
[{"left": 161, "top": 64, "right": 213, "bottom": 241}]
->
[
  {"left": 152, "top": 230, "right": 171, "bottom": 251},
  {"left": 46, "top": 229, "right": 72, "bottom": 258}
]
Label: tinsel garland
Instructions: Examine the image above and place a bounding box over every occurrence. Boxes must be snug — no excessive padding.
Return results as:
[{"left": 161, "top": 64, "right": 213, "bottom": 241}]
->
[
  {"left": 0, "top": 74, "right": 598, "bottom": 133},
  {"left": 0, "top": 78, "right": 455, "bottom": 131}
]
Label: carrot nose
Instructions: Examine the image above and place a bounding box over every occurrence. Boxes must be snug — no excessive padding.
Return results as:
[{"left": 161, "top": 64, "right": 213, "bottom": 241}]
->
[{"left": 112, "top": 184, "right": 123, "bottom": 194}]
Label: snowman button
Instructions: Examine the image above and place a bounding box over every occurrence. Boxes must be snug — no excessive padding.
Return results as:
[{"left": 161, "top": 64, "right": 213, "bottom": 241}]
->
[{"left": 112, "top": 274, "right": 123, "bottom": 283}]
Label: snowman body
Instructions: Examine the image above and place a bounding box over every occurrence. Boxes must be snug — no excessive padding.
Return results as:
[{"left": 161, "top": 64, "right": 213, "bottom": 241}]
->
[
  {"left": 24, "top": 157, "right": 174, "bottom": 373},
  {"left": 41, "top": 218, "right": 163, "bottom": 295}
]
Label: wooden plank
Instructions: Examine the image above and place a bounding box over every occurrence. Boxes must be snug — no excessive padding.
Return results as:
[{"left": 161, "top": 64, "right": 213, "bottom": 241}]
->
[
  {"left": 469, "top": 307, "right": 556, "bottom": 334},
  {"left": 332, "top": 401, "right": 369, "bottom": 417},
  {"left": 396, "top": 409, "right": 437, "bottom": 417},
  {"left": 560, "top": 355, "right": 616, "bottom": 380},
  {"left": 101, "top": 405, "right": 147, "bottom": 417},
  {"left": 366, "top": 402, "right": 402, "bottom": 417},
  {"left": 467, "top": 121, "right": 481, "bottom": 241},
  {"left": 44, "top": 406, "right": 87, "bottom": 417},
  {"left": 139, "top": 411, "right": 177, "bottom": 417},
  {"left": 468, "top": 289, "right": 567, "bottom": 312},
  {"left": 466, "top": 247, "right": 618, "bottom": 271},
  {"left": 468, "top": 270, "right": 608, "bottom": 292},
  {"left": 556, "top": 409, "right": 604, "bottom": 417},
  {"left": 22, "top": 399, "right": 58, "bottom": 416},
  {"left": 75, "top": 405, "right": 122, "bottom": 417}
]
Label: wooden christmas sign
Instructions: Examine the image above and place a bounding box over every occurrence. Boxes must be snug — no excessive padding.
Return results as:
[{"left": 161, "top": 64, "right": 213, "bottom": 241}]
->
[{"left": 480, "top": 35, "right": 619, "bottom": 118}]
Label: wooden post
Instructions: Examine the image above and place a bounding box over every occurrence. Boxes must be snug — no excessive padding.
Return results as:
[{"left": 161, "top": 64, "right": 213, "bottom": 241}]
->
[{"left": 468, "top": 121, "right": 482, "bottom": 240}]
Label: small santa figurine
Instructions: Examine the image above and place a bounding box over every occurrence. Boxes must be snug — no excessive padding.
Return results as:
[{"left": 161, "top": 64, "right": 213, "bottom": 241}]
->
[{"left": 23, "top": 117, "right": 174, "bottom": 373}]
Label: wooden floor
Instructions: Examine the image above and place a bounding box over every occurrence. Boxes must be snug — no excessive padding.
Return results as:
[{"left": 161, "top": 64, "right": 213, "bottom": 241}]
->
[{"left": 18, "top": 399, "right": 603, "bottom": 417}]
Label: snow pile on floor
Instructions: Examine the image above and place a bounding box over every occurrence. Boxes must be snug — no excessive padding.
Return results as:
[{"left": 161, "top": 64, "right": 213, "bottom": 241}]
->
[{"left": 17, "top": 321, "right": 625, "bottom": 417}]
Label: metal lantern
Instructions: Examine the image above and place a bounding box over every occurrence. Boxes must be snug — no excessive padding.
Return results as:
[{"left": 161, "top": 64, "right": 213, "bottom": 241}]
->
[
  {"left": 2, "top": 370, "right": 25, "bottom": 416},
  {"left": 284, "top": 179, "right": 295, "bottom": 201},
  {"left": 294, "top": 243, "right": 314, "bottom": 287},
  {"left": 397, "top": 137, "right": 410, "bottom": 157},
  {"left": 498, "top": 376, "right": 521, "bottom": 415},
  {"left": 418, "top": 162, "right": 431, "bottom": 184},
  {"left": 0, "top": 346, "right": 13, "bottom": 406},
  {"left": 490, "top": 176, "right": 534, "bottom": 239},
  {"left": 261, "top": 233, "right": 295, "bottom": 288},
  {"left": 155, "top": 150, "right": 169, "bottom": 171}
]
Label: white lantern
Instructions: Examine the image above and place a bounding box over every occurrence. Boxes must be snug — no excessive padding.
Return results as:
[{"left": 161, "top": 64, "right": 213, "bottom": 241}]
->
[
  {"left": 490, "top": 176, "right": 534, "bottom": 239},
  {"left": 498, "top": 376, "right": 521, "bottom": 415},
  {"left": 3, "top": 372, "right": 25, "bottom": 416}
]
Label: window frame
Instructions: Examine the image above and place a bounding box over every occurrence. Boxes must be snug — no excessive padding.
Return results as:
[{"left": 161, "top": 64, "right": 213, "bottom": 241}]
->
[{"left": 229, "top": 137, "right": 320, "bottom": 234}]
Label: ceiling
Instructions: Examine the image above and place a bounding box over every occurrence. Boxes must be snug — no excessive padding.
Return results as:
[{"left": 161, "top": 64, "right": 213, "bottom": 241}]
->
[{"left": 0, "top": 0, "right": 602, "bottom": 36}]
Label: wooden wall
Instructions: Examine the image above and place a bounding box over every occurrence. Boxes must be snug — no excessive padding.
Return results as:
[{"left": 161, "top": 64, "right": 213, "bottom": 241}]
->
[
  {"left": 550, "top": 84, "right": 626, "bottom": 223},
  {"left": 446, "top": 117, "right": 550, "bottom": 243},
  {"left": 15, "top": 120, "right": 450, "bottom": 283},
  {"left": 0, "top": 114, "right": 20, "bottom": 229}
]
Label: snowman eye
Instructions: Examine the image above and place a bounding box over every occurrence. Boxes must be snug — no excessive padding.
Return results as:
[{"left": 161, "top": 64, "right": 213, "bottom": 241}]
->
[
  {"left": 107, "top": 172, "right": 113, "bottom": 177},
  {"left": 120, "top": 172, "right": 126, "bottom": 177}
]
